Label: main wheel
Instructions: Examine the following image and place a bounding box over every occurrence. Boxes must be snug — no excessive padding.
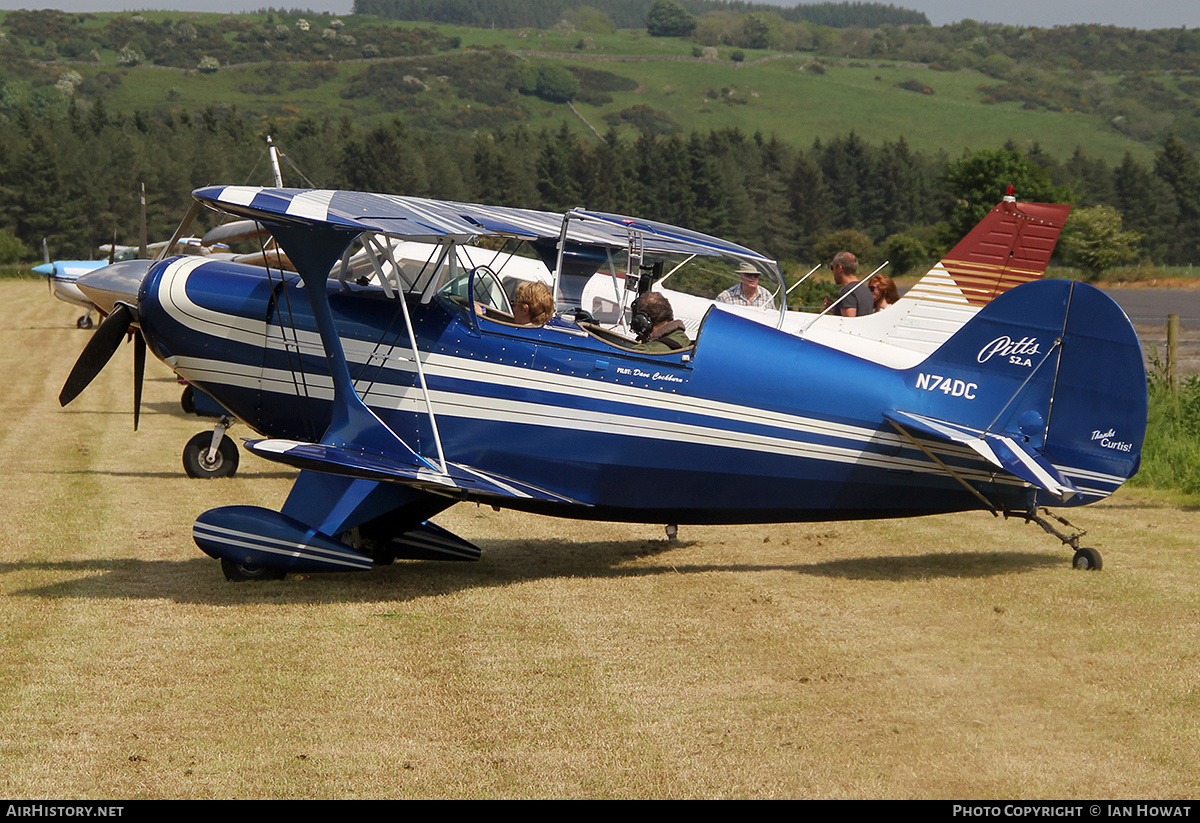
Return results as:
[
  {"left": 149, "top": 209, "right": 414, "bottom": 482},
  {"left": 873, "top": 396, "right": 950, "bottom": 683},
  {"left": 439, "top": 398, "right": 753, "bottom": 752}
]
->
[
  {"left": 1072, "top": 547, "right": 1103, "bottom": 571},
  {"left": 183, "top": 432, "right": 239, "bottom": 479},
  {"left": 221, "top": 558, "right": 286, "bottom": 582},
  {"left": 76, "top": 315, "right": 94, "bottom": 330}
]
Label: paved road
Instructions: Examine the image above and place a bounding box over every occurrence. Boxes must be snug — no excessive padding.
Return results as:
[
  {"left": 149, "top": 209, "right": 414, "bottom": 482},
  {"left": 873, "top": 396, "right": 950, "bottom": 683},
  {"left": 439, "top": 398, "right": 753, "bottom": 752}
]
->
[
  {"left": 1101, "top": 287, "right": 1200, "bottom": 325},
  {"left": 1101, "top": 287, "right": 1200, "bottom": 376}
]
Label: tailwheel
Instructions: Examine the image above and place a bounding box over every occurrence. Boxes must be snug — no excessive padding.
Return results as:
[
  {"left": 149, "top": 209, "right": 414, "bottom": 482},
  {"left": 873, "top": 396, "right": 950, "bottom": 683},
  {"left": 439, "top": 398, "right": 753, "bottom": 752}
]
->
[
  {"left": 221, "top": 558, "right": 286, "bottom": 582},
  {"left": 1072, "top": 547, "right": 1103, "bottom": 571},
  {"left": 76, "top": 314, "right": 94, "bottom": 330},
  {"left": 1007, "top": 506, "right": 1103, "bottom": 571}
]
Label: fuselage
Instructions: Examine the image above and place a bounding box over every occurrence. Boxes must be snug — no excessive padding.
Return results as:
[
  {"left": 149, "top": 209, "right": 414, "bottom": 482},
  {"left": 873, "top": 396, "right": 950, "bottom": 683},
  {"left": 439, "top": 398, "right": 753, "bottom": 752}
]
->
[{"left": 135, "top": 256, "right": 1127, "bottom": 524}]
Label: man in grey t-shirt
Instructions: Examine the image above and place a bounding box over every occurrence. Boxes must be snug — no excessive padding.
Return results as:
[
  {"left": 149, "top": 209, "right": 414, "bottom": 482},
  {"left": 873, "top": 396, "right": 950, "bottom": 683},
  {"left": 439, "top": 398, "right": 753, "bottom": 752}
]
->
[{"left": 826, "top": 251, "right": 873, "bottom": 317}]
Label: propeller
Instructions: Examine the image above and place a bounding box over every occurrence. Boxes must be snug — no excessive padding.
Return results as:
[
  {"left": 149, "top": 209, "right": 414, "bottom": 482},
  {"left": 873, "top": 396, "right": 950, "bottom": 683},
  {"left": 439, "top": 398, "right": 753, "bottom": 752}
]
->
[
  {"left": 58, "top": 183, "right": 204, "bottom": 432},
  {"left": 40, "top": 238, "right": 52, "bottom": 295},
  {"left": 58, "top": 302, "right": 146, "bottom": 430},
  {"left": 138, "top": 182, "right": 148, "bottom": 260}
]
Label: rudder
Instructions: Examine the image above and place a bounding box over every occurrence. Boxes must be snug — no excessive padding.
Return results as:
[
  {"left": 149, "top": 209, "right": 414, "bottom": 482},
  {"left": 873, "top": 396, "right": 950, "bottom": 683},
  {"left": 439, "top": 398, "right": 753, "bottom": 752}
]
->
[{"left": 898, "top": 278, "right": 1146, "bottom": 505}]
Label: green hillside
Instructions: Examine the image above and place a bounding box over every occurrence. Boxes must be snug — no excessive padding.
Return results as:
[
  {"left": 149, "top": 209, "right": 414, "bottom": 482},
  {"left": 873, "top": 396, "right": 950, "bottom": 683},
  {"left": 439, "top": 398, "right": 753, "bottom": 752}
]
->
[{"left": 0, "top": 10, "right": 1167, "bottom": 164}]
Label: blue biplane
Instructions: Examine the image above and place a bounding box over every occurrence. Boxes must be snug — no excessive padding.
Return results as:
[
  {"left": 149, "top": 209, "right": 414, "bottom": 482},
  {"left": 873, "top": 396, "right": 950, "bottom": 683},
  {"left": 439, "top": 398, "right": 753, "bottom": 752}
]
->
[{"left": 61, "top": 187, "right": 1147, "bottom": 580}]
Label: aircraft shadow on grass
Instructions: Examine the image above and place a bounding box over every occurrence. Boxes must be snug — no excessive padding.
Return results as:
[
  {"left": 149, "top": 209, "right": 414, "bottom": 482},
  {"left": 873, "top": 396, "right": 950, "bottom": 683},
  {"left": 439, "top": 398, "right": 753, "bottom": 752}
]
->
[{"left": 3, "top": 546, "right": 1063, "bottom": 605}]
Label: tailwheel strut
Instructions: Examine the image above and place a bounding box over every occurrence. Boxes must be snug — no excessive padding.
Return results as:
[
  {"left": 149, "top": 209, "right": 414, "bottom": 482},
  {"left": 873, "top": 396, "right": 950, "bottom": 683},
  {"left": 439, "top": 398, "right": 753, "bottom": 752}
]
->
[{"left": 1005, "top": 506, "right": 1102, "bottom": 571}]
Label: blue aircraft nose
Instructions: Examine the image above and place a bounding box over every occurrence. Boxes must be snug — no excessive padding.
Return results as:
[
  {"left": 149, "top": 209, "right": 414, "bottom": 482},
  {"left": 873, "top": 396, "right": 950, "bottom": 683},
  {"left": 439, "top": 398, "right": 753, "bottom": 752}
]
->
[{"left": 32, "top": 263, "right": 55, "bottom": 276}]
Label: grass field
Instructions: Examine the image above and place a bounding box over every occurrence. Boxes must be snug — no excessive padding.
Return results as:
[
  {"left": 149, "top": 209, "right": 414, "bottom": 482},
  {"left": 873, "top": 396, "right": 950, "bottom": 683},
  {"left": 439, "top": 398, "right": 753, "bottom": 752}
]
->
[{"left": 2, "top": 280, "right": 1198, "bottom": 799}]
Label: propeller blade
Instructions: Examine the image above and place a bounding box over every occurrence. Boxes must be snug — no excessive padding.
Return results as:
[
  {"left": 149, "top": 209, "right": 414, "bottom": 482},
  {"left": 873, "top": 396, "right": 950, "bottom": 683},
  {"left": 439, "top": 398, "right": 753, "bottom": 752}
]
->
[
  {"left": 59, "top": 303, "right": 135, "bottom": 407},
  {"left": 133, "top": 331, "right": 145, "bottom": 431},
  {"left": 138, "top": 182, "right": 148, "bottom": 259},
  {"left": 157, "top": 200, "right": 203, "bottom": 261}
]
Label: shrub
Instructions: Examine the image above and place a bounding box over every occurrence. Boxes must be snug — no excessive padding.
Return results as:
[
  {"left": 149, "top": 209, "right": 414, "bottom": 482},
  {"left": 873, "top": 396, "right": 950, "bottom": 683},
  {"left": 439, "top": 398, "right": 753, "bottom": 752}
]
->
[
  {"left": 602, "top": 104, "right": 677, "bottom": 134},
  {"left": 117, "top": 44, "right": 143, "bottom": 66},
  {"left": 881, "top": 233, "right": 930, "bottom": 276},
  {"left": 788, "top": 277, "right": 839, "bottom": 312},
  {"left": 814, "top": 229, "right": 874, "bottom": 265},
  {"left": 0, "top": 230, "right": 28, "bottom": 265},
  {"left": 517, "top": 64, "right": 579, "bottom": 103},
  {"left": 1130, "top": 359, "right": 1200, "bottom": 494},
  {"left": 646, "top": 0, "right": 696, "bottom": 37},
  {"left": 896, "top": 78, "right": 933, "bottom": 94}
]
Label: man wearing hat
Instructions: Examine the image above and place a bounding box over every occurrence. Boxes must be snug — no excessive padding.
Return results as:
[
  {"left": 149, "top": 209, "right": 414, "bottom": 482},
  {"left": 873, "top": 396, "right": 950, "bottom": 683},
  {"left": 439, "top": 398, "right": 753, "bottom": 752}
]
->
[{"left": 716, "top": 262, "right": 776, "bottom": 309}]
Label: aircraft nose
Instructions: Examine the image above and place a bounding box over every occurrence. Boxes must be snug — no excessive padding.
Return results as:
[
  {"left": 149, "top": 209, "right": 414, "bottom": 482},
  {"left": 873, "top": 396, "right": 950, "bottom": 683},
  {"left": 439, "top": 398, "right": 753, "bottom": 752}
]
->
[
  {"left": 31, "top": 262, "right": 54, "bottom": 277},
  {"left": 76, "top": 259, "right": 155, "bottom": 315}
]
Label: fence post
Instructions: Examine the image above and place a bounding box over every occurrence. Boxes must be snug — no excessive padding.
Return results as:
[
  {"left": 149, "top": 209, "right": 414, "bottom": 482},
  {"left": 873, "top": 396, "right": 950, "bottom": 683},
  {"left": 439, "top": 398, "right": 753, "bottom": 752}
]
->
[{"left": 1167, "top": 313, "right": 1179, "bottom": 392}]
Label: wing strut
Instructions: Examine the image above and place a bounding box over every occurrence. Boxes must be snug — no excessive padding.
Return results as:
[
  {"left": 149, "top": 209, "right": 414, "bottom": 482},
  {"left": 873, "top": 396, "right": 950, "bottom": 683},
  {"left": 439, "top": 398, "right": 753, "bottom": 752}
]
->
[
  {"left": 387, "top": 242, "right": 448, "bottom": 474},
  {"left": 265, "top": 221, "right": 442, "bottom": 472}
]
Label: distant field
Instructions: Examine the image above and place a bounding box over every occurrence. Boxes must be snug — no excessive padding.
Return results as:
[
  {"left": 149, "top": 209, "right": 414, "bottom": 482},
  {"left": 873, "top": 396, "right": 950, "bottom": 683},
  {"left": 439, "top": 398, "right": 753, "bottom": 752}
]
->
[
  {"left": 31, "top": 12, "right": 1157, "bottom": 165},
  {"left": 2, "top": 280, "right": 1198, "bottom": 799},
  {"left": 559, "top": 55, "right": 1144, "bottom": 162},
  {"left": 89, "top": 48, "right": 1152, "bottom": 164}
]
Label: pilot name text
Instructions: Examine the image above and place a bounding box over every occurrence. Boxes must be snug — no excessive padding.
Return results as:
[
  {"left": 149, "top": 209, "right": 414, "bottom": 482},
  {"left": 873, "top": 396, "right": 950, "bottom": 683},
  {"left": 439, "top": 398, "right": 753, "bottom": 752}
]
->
[{"left": 615, "top": 366, "right": 684, "bottom": 383}]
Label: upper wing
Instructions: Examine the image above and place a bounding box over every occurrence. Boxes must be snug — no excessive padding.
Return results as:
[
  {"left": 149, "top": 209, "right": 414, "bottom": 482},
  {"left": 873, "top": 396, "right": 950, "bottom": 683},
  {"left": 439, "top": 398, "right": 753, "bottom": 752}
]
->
[{"left": 191, "top": 186, "right": 776, "bottom": 264}]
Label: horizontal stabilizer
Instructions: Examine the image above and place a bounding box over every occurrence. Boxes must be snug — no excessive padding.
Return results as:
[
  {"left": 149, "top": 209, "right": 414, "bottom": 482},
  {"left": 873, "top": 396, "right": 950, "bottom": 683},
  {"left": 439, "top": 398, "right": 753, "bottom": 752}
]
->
[
  {"left": 885, "top": 410, "right": 1079, "bottom": 501},
  {"left": 245, "top": 438, "right": 582, "bottom": 505}
]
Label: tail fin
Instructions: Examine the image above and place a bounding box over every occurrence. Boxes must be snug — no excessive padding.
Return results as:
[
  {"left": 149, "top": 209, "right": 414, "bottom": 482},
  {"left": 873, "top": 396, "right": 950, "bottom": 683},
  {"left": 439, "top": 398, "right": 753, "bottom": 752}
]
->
[
  {"left": 891, "top": 278, "right": 1146, "bottom": 506},
  {"left": 795, "top": 196, "right": 1073, "bottom": 362},
  {"left": 903, "top": 197, "right": 1073, "bottom": 308}
]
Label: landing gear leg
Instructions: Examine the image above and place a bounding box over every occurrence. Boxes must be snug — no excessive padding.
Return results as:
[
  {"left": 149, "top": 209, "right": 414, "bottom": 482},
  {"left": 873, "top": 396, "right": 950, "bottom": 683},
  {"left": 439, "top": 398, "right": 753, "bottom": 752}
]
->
[{"left": 1006, "top": 506, "right": 1103, "bottom": 571}]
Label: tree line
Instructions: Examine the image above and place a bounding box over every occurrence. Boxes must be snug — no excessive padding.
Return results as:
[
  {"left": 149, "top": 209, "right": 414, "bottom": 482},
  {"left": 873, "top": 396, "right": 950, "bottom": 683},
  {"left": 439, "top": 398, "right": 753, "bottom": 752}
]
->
[{"left": 1, "top": 104, "right": 1196, "bottom": 272}]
